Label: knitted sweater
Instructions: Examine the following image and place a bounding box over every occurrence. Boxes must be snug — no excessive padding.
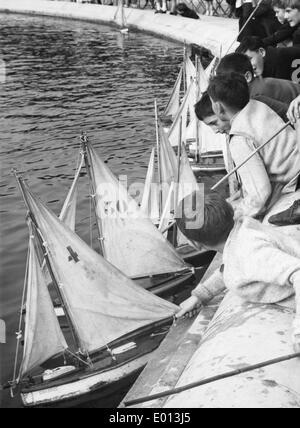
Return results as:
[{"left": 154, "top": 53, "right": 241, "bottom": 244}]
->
[
  {"left": 192, "top": 218, "right": 300, "bottom": 311},
  {"left": 229, "top": 100, "right": 300, "bottom": 217}
]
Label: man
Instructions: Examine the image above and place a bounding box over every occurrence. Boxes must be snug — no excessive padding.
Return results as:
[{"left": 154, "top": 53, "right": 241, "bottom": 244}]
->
[
  {"left": 175, "top": 191, "right": 300, "bottom": 352},
  {"left": 237, "top": 36, "right": 300, "bottom": 81},
  {"left": 207, "top": 72, "right": 300, "bottom": 218},
  {"left": 217, "top": 52, "right": 300, "bottom": 107}
]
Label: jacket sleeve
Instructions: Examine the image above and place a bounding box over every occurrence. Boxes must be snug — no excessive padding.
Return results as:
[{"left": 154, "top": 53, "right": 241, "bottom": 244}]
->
[
  {"left": 192, "top": 267, "right": 226, "bottom": 304},
  {"left": 228, "top": 230, "right": 300, "bottom": 304},
  {"left": 263, "top": 25, "right": 294, "bottom": 47},
  {"left": 229, "top": 135, "right": 272, "bottom": 217}
]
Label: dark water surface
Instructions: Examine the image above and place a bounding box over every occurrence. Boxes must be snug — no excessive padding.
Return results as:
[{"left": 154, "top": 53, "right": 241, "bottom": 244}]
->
[{"left": 0, "top": 13, "right": 223, "bottom": 408}]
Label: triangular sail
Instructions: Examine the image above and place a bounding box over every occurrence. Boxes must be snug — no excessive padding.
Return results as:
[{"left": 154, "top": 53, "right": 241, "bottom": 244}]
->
[
  {"left": 168, "top": 80, "right": 196, "bottom": 147},
  {"left": 86, "top": 142, "right": 189, "bottom": 278},
  {"left": 21, "top": 181, "right": 178, "bottom": 354},
  {"left": 59, "top": 155, "right": 84, "bottom": 231},
  {"left": 164, "top": 66, "right": 183, "bottom": 120},
  {"left": 114, "top": 0, "right": 127, "bottom": 29},
  {"left": 19, "top": 229, "right": 68, "bottom": 378},
  {"left": 140, "top": 148, "right": 160, "bottom": 223},
  {"left": 199, "top": 121, "right": 226, "bottom": 154},
  {"left": 205, "top": 57, "right": 218, "bottom": 80},
  {"left": 185, "top": 57, "right": 196, "bottom": 85},
  {"left": 197, "top": 58, "right": 209, "bottom": 95}
]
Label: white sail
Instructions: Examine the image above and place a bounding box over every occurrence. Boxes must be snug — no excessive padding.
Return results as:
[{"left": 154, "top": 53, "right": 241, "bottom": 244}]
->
[
  {"left": 114, "top": 0, "right": 127, "bottom": 29},
  {"left": 164, "top": 66, "right": 183, "bottom": 120},
  {"left": 177, "top": 144, "right": 203, "bottom": 247},
  {"left": 59, "top": 155, "right": 84, "bottom": 231},
  {"left": 185, "top": 57, "right": 196, "bottom": 85},
  {"left": 197, "top": 58, "right": 209, "bottom": 95},
  {"left": 168, "top": 80, "right": 196, "bottom": 147},
  {"left": 199, "top": 121, "right": 226, "bottom": 154},
  {"left": 86, "top": 142, "right": 189, "bottom": 278},
  {"left": 140, "top": 148, "right": 160, "bottom": 223},
  {"left": 22, "top": 181, "right": 178, "bottom": 354},
  {"left": 205, "top": 56, "right": 218, "bottom": 80},
  {"left": 20, "top": 231, "right": 68, "bottom": 378}
]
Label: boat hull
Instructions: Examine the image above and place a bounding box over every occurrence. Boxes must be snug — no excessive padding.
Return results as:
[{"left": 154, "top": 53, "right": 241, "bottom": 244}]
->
[{"left": 20, "top": 318, "right": 173, "bottom": 408}]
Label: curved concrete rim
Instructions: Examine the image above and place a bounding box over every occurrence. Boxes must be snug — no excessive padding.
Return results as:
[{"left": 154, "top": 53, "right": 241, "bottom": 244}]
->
[{"left": 0, "top": 0, "right": 238, "bottom": 57}]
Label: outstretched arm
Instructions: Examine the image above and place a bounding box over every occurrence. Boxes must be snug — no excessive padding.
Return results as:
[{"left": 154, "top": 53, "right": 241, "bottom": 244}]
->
[{"left": 176, "top": 268, "right": 226, "bottom": 318}]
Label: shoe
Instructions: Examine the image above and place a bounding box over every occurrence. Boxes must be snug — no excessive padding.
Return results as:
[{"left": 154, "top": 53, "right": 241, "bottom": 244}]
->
[
  {"left": 155, "top": 10, "right": 162, "bottom": 13},
  {"left": 268, "top": 199, "right": 300, "bottom": 226}
]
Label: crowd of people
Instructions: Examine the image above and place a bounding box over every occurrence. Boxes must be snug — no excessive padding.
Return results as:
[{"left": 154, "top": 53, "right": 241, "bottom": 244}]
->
[{"left": 175, "top": 0, "right": 300, "bottom": 352}]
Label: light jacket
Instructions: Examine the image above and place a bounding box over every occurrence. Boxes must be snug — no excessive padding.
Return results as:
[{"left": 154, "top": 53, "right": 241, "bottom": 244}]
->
[{"left": 229, "top": 100, "right": 300, "bottom": 217}]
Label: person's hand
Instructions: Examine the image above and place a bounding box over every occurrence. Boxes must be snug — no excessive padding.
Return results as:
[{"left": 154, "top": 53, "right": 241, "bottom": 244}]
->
[
  {"left": 287, "top": 96, "right": 300, "bottom": 125},
  {"left": 176, "top": 295, "right": 202, "bottom": 319}
]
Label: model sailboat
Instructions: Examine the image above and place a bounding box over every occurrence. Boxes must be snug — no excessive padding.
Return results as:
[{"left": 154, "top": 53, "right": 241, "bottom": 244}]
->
[
  {"left": 114, "top": 0, "right": 129, "bottom": 33},
  {"left": 10, "top": 172, "right": 178, "bottom": 407},
  {"left": 164, "top": 54, "right": 226, "bottom": 173},
  {"left": 80, "top": 134, "right": 195, "bottom": 296}
]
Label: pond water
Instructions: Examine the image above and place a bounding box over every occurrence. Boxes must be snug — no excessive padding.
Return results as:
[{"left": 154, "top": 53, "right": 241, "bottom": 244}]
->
[{"left": 0, "top": 13, "right": 223, "bottom": 408}]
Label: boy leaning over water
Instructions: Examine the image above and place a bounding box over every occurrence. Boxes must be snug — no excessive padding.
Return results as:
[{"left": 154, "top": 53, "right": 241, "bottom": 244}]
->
[
  {"left": 175, "top": 191, "right": 300, "bottom": 352},
  {"left": 207, "top": 72, "right": 300, "bottom": 220}
]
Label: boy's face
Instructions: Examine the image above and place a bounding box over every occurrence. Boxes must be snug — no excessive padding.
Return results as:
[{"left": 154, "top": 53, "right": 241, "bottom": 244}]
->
[
  {"left": 244, "top": 49, "right": 265, "bottom": 77},
  {"left": 274, "top": 7, "right": 286, "bottom": 24},
  {"left": 203, "top": 114, "right": 230, "bottom": 134},
  {"left": 285, "top": 7, "right": 300, "bottom": 26}
]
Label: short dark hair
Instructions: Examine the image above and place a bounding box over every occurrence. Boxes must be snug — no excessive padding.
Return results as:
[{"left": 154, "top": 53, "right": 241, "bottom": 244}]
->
[
  {"left": 194, "top": 92, "right": 214, "bottom": 121},
  {"left": 217, "top": 53, "right": 254, "bottom": 77},
  {"left": 176, "top": 191, "right": 234, "bottom": 247},
  {"left": 208, "top": 72, "right": 250, "bottom": 111},
  {"left": 284, "top": 0, "right": 300, "bottom": 9},
  {"left": 272, "top": 0, "right": 286, "bottom": 8},
  {"left": 237, "top": 36, "right": 266, "bottom": 54}
]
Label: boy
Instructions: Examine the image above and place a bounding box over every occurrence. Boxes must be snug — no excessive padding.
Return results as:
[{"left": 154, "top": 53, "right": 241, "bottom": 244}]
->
[
  {"left": 238, "top": 36, "right": 300, "bottom": 80},
  {"left": 217, "top": 52, "right": 300, "bottom": 106},
  {"left": 175, "top": 191, "right": 300, "bottom": 352},
  {"left": 207, "top": 73, "right": 300, "bottom": 218},
  {"left": 284, "top": 0, "right": 300, "bottom": 45},
  {"left": 263, "top": 0, "right": 295, "bottom": 46}
]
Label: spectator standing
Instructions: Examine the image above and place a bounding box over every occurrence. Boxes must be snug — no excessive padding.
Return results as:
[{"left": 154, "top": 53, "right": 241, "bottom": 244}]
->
[
  {"left": 204, "top": 0, "right": 214, "bottom": 16},
  {"left": 155, "top": 0, "right": 168, "bottom": 12},
  {"left": 236, "top": 0, "right": 255, "bottom": 41}
]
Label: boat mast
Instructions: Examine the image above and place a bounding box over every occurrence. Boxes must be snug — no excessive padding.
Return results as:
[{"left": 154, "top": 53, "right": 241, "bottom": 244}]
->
[
  {"left": 13, "top": 171, "right": 83, "bottom": 360},
  {"left": 183, "top": 42, "right": 187, "bottom": 95},
  {"left": 195, "top": 55, "right": 201, "bottom": 164},
  {"left": 80, "top": 132, "right": 106, "bottom": 258},
  {"left": 154, "top": 100, "right": 163, "bottom": 217},
  {"left": 173, "top": 117, "right": 182, "bottom": 247}
]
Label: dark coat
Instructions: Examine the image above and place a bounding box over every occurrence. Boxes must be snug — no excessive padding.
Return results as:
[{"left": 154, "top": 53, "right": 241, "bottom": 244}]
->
[{"left": 263, "top": 46, "right": 300, "bottom": 81}]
